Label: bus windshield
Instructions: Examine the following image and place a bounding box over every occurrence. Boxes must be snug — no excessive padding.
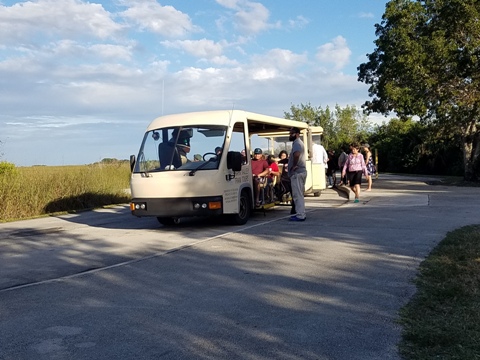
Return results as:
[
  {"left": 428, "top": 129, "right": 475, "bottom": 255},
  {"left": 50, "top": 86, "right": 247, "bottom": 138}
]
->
[{"left": 134, "top": 125, "right": 227, "bottom": 173}]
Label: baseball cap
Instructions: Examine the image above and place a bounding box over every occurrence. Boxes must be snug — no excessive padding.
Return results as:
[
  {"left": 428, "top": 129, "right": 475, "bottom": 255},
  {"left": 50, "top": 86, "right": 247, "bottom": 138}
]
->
[
  {"left": 254, "top": 148, "right": 263, "bottom": 154},
  {"left": 178, "top": 137, "right": 190, "bottom": 147}
]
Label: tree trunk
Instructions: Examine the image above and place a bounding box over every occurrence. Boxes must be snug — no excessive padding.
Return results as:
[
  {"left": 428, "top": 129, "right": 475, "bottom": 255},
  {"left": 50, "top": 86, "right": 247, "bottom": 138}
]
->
[{"left": 462, "top": 121, "right": 480, "bottom": 182}]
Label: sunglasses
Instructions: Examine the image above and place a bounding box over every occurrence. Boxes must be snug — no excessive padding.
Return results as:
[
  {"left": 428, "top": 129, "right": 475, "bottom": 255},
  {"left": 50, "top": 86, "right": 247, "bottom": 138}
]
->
[{"left": 179, "top": 138, "right": 190, "bottom": 146}]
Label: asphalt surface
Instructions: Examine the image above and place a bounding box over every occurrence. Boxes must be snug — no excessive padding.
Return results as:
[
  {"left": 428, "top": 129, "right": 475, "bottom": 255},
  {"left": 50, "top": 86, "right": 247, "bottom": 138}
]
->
[{"left": 1, "top": 174, "right": 479, "bottom": 360}]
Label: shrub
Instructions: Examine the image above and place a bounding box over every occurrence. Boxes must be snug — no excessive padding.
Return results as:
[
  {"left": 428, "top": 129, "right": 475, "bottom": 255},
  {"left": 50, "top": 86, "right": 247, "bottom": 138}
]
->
[{"left": 0, "top": 161, "right": 17, "bottom": 176}]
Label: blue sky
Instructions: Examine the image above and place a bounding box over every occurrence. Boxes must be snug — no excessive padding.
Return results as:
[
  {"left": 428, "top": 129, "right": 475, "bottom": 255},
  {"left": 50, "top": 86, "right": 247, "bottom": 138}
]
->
[{"left": 0, "top": 0, "right": 389, "bottom": 166}]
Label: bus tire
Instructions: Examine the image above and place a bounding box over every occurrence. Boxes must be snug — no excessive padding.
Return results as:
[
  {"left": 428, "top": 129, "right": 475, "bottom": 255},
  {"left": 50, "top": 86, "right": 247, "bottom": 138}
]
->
[
  {"left": 230, "top": 190, "right": 251, "bottom": 225},
  {"left": 157, "top": 217, "right": 179, "bottom": 226}
]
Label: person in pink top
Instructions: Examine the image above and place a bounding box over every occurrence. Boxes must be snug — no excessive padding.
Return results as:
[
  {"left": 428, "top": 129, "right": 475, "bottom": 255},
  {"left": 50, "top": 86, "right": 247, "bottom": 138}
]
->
[{"left": 341, "top": 142, "right": 367, "bottom": 203}]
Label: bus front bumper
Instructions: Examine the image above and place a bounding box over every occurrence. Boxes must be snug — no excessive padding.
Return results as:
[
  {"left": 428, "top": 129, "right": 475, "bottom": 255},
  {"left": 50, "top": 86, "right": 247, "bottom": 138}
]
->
[{"left": 130, "top": 196, "right": 223, "bottom": 218}]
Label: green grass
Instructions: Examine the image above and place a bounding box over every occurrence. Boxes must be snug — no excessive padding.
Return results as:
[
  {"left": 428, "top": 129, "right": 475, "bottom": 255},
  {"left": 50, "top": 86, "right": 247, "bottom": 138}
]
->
[
  {"left": 0, "top": 163, "right": 131, "bottom": 222},
  {"left": 399, "top": 225, "right": 480, "bottom": 359}
]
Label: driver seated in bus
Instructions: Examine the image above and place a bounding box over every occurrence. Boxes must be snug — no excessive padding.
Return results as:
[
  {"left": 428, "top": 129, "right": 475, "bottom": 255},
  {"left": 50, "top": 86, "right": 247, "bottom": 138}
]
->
[
  {"left": 251, "top": 148, "right": 270, "bottom": 207},
  {"left": 177, "top": 138, "right": 191, "bottom": 165},
  {"left": 171, "top": 129, "right": 192, "bottom": 165}
]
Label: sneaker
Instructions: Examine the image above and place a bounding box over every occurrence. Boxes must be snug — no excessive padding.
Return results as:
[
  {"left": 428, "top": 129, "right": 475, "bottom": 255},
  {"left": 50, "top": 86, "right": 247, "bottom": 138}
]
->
[
  {"left": 354, "top": 199, "right": 359, "bottom": 203},
  {"left": 327, "top": 185, "right": 333, "bottom": 188},
  {"left": 289, "top": 216, "right": 306, "bottom": 222}
]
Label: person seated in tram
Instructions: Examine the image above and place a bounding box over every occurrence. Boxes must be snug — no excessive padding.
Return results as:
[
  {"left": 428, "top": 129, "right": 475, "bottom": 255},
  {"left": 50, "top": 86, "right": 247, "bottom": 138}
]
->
[
  {"left": 266, "top": 154, "right": 280, "bottom": 184},
  {"left": 240, "top": 149, "right": 247, "bottom": 164},
  {"left": 251, "top": 148, "right": 270, "bottom": 207},
  {"left": 264, "top": 154, "right": 281, "bottom": 202},
  {"left": 277, "top": 150, "right": 294, "bottom": 211}
]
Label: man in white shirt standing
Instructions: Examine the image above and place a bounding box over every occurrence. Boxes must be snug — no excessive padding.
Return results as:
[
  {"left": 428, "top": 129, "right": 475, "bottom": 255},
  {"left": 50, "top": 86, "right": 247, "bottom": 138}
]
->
[
  {"left": 311, "top": 141, "right": 329, "bottom": 187},
  {"left": 288, "top": 127, "right": 307, "bottom": 221}
]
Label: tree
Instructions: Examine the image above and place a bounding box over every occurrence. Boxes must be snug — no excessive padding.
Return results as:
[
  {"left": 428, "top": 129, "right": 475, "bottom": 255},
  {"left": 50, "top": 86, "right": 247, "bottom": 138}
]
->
[
  {"left": 284, "top": 103, "right": 334, "bottom": 149},
  {"left": 369, "top": 117, "right": 462, "bottom": 174},
  {"left": 370, "top": 118, "right": 420, "bottom": 173},
  {"left": 334, "top": 104, "right": 372, "bottom": 147},
  {"left": 358, "top": 0, "right": 480, "bottom": 180},
  {"left": 284, "top": 103, "right": 371, "bottom": 151}
]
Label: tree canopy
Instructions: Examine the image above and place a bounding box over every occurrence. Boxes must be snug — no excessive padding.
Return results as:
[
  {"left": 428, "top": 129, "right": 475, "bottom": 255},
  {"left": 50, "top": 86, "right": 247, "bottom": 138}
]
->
[
  {"left": 358, "top": 0, "right": 480, "bottom": 180},
  {"left": 284, "top": 103, "right": 372, "bottom": 151}
]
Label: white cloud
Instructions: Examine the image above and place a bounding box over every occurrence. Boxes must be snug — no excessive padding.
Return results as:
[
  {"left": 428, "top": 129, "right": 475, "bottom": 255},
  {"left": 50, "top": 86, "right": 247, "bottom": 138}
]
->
[
  {"left": 0, "top": 1, "right": 385, "bottom": 166},
  {"left": 148, "top": 60, "right": 170, "bottom": 74},
  {"left": 161, "top": 38, "right": 225, "bottom": 59},
  {"left": 215, "top": 0, "right": 274, "bottom": 35},
  {"left": 251, "top": 68, "right": 277, "bottom": 81},
  {"left": 120, "top": 0, "right": 200, "bottom": 38},
  {"left": 209, "top": 56, "right": 239, "bottom": 66},
  {"left": 316, "top": 36, "right": 352, "bottom": 70},
  {"left": 160, "top": 38, "right": 240, "bottom": 66},
  {"left": 252, "top": 49, "right": 307, "bottom": 73},
  {"left": 0, "top": 0, "right": 123, "bottom": 45},
  {"left": 288, "top": 15, "right": 309, "bottom": 29},
  {"left": 234, "top": 2, "right": 271, "bottom": 34},
  {"left": 89, "top": 44, "right": 133, "bottom": 61},
  {"left": 1, "top": 47, "right": 370, "bottom": 165},
  {"left": 6, "top": 116, "right": 117, "bottom": 129},
  {"left": 162, "top": 47, "right": 358, "bottom": 111},
  {"left": 233, "top": 48, "right": 308, "bottom": 81},
  {"left": 215, "top": 0, "right": 241, "bottom": 10},
  {"left": 50, "top": 40, "right": 133, "bottom": 61}
]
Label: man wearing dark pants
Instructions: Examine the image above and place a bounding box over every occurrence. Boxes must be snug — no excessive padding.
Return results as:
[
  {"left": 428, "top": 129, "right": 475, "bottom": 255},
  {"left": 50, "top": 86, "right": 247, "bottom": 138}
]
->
[{"left": 287, "top": 127, "right": 307, "bottom": 221}]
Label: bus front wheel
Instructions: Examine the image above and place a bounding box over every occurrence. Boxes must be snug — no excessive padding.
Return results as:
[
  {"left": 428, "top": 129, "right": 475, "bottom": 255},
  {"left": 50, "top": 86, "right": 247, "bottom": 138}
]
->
[{"left": 230, "top": 191, "right": 251, "bottom": 225}]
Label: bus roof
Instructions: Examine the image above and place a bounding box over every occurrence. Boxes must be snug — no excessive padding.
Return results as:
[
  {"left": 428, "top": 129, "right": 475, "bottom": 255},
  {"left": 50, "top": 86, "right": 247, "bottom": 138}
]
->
[{"left": 145, "top": 110, "right": 312, "bottom": 135}]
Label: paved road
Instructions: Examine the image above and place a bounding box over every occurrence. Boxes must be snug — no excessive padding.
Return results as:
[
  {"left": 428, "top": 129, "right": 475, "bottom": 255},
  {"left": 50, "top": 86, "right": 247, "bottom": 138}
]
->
[{"left": 1, "top": 174, "right": 479, "bottom": 360}]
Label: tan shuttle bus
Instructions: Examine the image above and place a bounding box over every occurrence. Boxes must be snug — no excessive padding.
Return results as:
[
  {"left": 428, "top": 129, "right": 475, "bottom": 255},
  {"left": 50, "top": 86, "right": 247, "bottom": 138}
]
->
[{"left": 129, "top": 110, "right": 325, "bottom": 225}]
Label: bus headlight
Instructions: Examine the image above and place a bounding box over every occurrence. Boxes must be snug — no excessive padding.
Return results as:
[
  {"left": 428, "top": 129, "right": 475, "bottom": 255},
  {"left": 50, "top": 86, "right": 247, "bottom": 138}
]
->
[
  {"left": 130, "top": 202, "right": 147, "bottom": 211},
  {"left": 193, "top": 202, "right": 209, "bottom": 210}
]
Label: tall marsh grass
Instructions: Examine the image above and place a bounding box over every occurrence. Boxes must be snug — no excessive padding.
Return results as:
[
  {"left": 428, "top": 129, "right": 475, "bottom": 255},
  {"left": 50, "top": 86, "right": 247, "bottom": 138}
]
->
[{"left": 0, "top": 162, "right": 131, "bottom": 222}]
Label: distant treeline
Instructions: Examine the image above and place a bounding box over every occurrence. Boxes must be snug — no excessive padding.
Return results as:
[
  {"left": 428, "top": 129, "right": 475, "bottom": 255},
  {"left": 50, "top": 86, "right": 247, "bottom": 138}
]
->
[{"left": 95, "top": 158, "right": 130, "bottom": 165}]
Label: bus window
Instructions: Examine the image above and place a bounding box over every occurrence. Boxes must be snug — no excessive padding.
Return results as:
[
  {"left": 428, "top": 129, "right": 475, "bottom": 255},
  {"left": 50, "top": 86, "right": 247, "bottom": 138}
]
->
[
  {"left": 134, "top": 125, "right": 228, "bottom": 173},
  {"left": 230, "top": 122, "right": 247, "bottom": 165}
]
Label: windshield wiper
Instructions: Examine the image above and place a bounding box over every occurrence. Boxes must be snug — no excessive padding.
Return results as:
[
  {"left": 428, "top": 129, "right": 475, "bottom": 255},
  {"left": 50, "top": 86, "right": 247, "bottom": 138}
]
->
[{"left": 189, "top": 158, "right": 216, "bottom": 176}]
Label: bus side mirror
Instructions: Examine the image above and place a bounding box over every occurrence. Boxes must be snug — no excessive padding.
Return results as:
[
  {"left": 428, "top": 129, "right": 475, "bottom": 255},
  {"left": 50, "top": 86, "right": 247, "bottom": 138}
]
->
[
  {"left": 130, "top": 155, "right": 136, "bottom": 172},
  {"left": 227, "top": 151, "right": 242, "bottom": 172}
]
